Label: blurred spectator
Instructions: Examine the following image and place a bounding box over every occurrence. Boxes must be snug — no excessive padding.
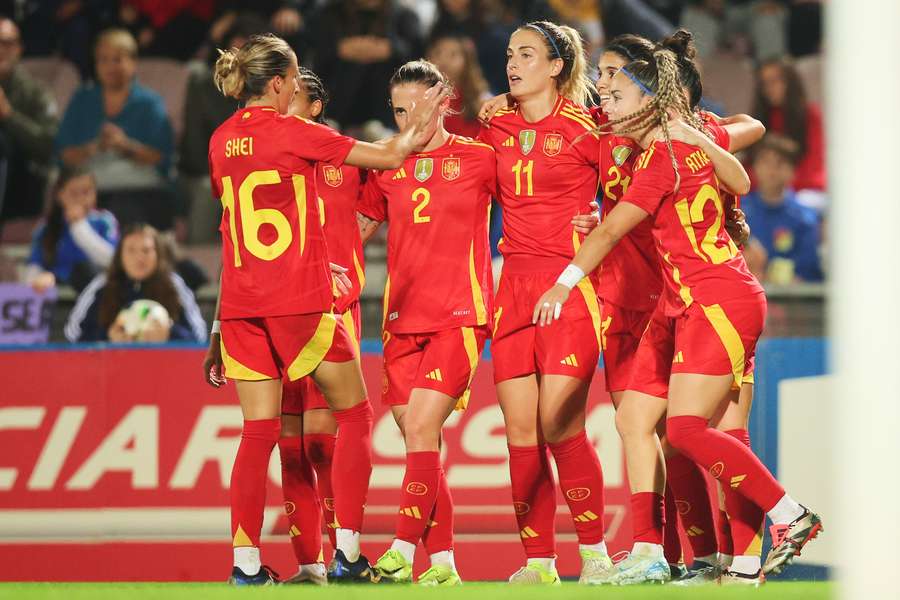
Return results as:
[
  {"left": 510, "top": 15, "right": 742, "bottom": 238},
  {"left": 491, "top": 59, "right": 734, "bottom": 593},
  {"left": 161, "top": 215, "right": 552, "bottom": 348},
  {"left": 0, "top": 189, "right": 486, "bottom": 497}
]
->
[
  {"left": 26, "top": 166, "right": 118, "bottom": 293},
  {"left": 116, "top": 0, "right": 216, "bottom": 61},
  {"left": 208, "top": 1, "right": 314, "bottom": 61},
  {"left": 752, "top": 56, "right": 825, "bottom": 208},
  {"left": 0, "top": 17, "right": 58, "bottom": 224},
  {"left": 742, "top": 134, "right": 823, "bottom": 284},
  {"left": 179, "top": 14, "right": 266, "bottom": 244},
  {"left": 56, "top": 28, "right": 176, "bottom": 230},
  {"left": 680, "top": 0, "right": 787, "bottom": 60},
  {"left": 311, "top": 0, "right": 424, "bottom": 130},
  {"left": 12, "top": 1, "right": 118, "bottom": 79},
  {"left": 547, "top": 0, "right": 603, "bottom": 64},
  {"left": 426, "top": 33, "right": 491, "bottom": 138},
  {"left": 64, "top": 222, "right": 206, "bottom": 343},
  {"left": 600, "top": 0, "right": 674, "bottom": 44}
]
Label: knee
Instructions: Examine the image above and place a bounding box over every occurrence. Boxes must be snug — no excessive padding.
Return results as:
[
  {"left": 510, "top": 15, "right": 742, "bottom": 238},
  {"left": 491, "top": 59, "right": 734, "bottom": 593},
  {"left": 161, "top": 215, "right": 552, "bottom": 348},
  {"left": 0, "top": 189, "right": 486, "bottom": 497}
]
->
[
  {"left": 539, "top": 416, "right": 578, "bottom": 445},
  {"left": 504, "top": 417, "right": 538, "bottom": 446},
  {"left": 280, "top": 415, "right": 302, "bottom": 438},
  {"left": 615, "top": 407, "right": 651, "bottom": 441},
  {"left": 665, "top": 415, "right": 706, "bottom": 451},
  {"left": 403, "top": 418, "right": 440, "bottom": 452}
]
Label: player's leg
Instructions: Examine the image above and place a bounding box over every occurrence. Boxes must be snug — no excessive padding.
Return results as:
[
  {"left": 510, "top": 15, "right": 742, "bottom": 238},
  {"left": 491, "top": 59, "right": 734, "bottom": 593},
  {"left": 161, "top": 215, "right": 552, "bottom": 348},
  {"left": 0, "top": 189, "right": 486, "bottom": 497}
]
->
[
  {"left": 278, "top": 387, "right": 326, "bottom": 586},
  {"left": 220, "top": 318, "right": 282, "bottom": 585},
  {"left": 712, "top": 381, "right": 767, "bottom": 585},
  {"left": 302, "top": 408, "right": 338, "bottom": 557},
  {"left": 665, "top": 304, "right": 821, "bottom": 576}
]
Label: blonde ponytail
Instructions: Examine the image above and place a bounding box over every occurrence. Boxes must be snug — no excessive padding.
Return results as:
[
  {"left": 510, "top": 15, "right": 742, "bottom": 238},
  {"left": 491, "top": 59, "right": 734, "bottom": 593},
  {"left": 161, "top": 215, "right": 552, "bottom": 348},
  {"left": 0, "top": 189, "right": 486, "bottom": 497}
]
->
[
  {"left": 212, "top": 34, "right": 294, "bottom": 102},
  {"left": 556, "top": 25, "right": 592, "bottom": 107},
  {"left": 214, "top": 48, "right": 245, "bottom": 99}
]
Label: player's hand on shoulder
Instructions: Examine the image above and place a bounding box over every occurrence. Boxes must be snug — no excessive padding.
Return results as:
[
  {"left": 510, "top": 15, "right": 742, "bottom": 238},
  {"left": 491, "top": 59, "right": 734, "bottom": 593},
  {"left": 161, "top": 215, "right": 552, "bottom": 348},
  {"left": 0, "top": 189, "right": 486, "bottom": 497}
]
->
[
  {"left": 663, "top": 117, "right": 704, "bottom": 146},
  {"left": 533, "top": 284, "right": 571, "bottom": 327},
  {"left": 330, "top": 263, "right": 352, "bottom": 297},
  {"left": 478, "top": 94, "right": 514, "bottom": 124},
  {"left": 572, "top": 200, "right": 600, "bottom": 234}
]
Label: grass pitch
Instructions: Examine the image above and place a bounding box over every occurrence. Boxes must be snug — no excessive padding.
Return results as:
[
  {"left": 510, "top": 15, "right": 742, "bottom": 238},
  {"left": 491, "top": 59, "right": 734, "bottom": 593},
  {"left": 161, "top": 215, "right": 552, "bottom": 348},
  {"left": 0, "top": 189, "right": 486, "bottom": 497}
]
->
[{"left": 0, "top": 582, "right": 832, "bottom": 600}]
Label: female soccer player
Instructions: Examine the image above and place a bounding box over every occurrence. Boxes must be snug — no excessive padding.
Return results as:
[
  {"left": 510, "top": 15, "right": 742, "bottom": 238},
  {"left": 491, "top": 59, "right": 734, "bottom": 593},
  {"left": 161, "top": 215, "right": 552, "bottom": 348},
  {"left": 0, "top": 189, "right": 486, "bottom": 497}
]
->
[
  {"left": 355, "top": 60, "right": 495, "bottom": 587},
  {"left": 533, "top": 47, "right": 822, "bottom": 584},
  {"left": 277, "top": 67, "right": 366, "bottom": 586},
  {"left": 476, "top": 21, "right": 611, "bottom": 585},
  {"left": 204, "top": 33, "right": 447, "bottom": 585}
]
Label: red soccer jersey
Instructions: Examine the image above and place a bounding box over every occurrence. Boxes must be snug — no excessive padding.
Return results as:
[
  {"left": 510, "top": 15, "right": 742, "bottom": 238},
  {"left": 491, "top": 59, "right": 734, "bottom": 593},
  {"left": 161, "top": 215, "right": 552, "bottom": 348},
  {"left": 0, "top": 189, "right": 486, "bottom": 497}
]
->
[
  {"left": 479, "top": 96, "right": 601, "bottom": 270},
  {"left": 209, "top": 106, "right": 354, "bottom": 319},
  {"left": 316, "top": 163, "right": 365, "bottom": 310},
  {"left": 621, "top": 140, "right": 764, "bottom": 317},
  {"left": 358, "top": 135, "right": 495, "bottom": 335}
]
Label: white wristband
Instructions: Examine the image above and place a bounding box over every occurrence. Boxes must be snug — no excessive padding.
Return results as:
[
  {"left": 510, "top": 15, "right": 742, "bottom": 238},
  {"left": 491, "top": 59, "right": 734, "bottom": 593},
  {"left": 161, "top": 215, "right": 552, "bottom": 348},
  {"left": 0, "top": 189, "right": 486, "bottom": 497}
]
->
[
  {"left": 211, "top": 320, "right": 221, "bottom": 335},
  {"left": 556, "top": 264, "right": 585, "bottom": 290}
]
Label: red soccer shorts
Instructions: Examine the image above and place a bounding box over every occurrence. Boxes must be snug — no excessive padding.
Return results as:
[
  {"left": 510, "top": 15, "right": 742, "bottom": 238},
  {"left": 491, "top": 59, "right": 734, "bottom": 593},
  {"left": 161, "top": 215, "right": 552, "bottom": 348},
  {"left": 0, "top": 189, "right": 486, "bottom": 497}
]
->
[
  {"left": 382, "top": 326, "right": 488, "bottom": 410},
  {"left": 282, "top": 303, "right": 362, "bottom": 413},
  {"left": 492, "top": 271, "right": 602, "bottom": 383},
  {"left": 628, "top": 294, "right": 764, "bottom": 398},
  {"left": 601, "top": 301, "right": 654, "bottom": 393},
  {"left": 220, "top": 311, "right": 356, "bottom": 382}
]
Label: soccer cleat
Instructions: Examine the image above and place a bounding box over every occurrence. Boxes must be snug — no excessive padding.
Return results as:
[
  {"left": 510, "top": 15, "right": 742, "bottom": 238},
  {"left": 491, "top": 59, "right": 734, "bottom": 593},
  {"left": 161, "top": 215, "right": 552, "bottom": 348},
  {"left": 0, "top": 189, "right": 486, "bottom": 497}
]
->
[
  {"left": 605, "top": 553, "right": 671, "bottom": 585},
  {"left": 372, "top": 549, "right": 413, "bottom": 583},
  {"left": 282, "top": 564, "right": 328, "bottom": 586},
  {"left": 327, "top": 549, "right": 377, "bottom": 583},
  {"left": 668, "top": 563, "right": 689, "bottom": 581},
  {"left": 670, "top": 560, "right": 723, "bottom": 586},
  {"left": 228, "top": 565, "right": 278, "bottom": 586},
  {"left": 577, "top": 548, "right": 615, "bottom": 584},
  {"left": 508, "top": 562, "right": 561, "bottom": 585},
  {"left": 417, "top": 564, "right": 462, "bottom": 586},
  {"left": 762, "top": 507, "right": 823, "bottom": 576},
  {"left": 721, "top": 569, "right": 765, "bottom": 587}
]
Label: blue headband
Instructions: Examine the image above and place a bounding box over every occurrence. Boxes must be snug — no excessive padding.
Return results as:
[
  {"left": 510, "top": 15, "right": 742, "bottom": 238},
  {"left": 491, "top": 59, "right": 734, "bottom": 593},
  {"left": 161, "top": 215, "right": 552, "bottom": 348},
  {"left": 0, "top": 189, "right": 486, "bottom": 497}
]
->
[
  {"left": 526, "top": 24, "right": 561, "bottom": 59},
  {"left": 619, "top": 66, "right": 655, "bottom": 97}
]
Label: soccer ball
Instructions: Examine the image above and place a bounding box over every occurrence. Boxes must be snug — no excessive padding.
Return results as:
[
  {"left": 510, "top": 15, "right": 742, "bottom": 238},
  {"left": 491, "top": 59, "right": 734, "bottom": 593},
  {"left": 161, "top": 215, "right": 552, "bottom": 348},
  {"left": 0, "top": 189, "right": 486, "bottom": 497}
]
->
[{"left": 118, "top": 299, "right": 171, "bottom": 337}]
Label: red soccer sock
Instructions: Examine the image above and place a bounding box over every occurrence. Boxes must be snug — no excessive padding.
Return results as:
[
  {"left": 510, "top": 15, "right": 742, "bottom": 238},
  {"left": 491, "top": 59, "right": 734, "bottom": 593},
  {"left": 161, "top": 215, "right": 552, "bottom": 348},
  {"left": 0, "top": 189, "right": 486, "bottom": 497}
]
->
[
  {"left": 423, "top": 470, "right": 454, "bottom": 554},
  {"left": 630, "top": 492, "right": 665, "bottom": 545},
  {"left": 722, "top": 429, "right": 766, "bottom": 558},
  {"left": 395, "top": 451, "right": 442, "bottom": 545},
  {"left": 231, "top": 418, "right": 280, "bottom": 549},
  {"left": 332, "top": 400, "right": 374, "bottom": 533},
  {"left": 548, "top": 431, "right": 606, "bottom": 545},
  {"left": 666, "top": 416, "right": 785, "bottom": 513},
  {"left": 666, "top": 452, "right": 718, "bottom": 558},
  {"left": 508, "top": 444, "right": 557, "bottom": 558},
  {"left": 718, "top": 509, "right": 734, "bottom": 557},
  {"left": 663, "top": 485, "right": 683, "bottom": 565},
  {"left": 304, "top": 433, "right": 337, "bottom": 550},
  {"left": 279, "top": 436, "right": 323, "bottom": 564}
]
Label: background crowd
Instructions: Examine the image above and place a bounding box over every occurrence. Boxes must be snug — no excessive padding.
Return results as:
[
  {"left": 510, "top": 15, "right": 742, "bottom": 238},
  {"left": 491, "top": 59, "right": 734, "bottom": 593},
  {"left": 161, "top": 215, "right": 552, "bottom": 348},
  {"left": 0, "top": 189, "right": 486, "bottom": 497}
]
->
[{"left": 0, "top": 0, "right": 826, "bottom": 344}]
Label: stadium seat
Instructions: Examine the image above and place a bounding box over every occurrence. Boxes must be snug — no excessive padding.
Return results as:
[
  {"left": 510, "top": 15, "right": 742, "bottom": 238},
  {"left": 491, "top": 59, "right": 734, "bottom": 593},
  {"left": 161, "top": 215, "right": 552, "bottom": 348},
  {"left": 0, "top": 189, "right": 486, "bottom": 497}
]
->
[
  {"left": 20, "top": 57, "right": 81, "bottom": 117},
  {"left": 795, "top": 54, "right": 823, "bottom": 106},
  {"left": 700, "top": 52, "right": 756, "bottom": 116},
  {"left": 136, "top": 58, "right": 190, "bottom": 141}
]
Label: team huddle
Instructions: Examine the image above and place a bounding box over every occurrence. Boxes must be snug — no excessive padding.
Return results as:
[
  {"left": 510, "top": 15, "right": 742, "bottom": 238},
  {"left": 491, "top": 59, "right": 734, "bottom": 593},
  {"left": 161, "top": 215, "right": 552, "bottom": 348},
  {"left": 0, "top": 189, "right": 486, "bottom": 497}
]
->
[{"left": 202, "top": 20, "right": 822, "bottom": 588}]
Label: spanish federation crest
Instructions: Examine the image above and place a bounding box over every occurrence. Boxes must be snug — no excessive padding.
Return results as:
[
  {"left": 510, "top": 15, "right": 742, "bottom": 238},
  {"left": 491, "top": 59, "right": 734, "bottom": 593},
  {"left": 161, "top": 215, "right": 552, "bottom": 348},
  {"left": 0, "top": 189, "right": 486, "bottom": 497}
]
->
[
  {"left": 519, "top": 129, "right": 536, "bottom": 155},
  {"left": 322, "top": 165, "right": 342, "bottom": 187},
  {"left": 543, "top": 133, "right": 563, "bottom": 157},
  {"left": 612, "top": 145, "right": 633, "bottom": 167},
  {"left": 442, "top": 157, "right": 460, "bottom": 181},
  {"left": 414, "top": 157, "right": 433, "bottom": 182}
]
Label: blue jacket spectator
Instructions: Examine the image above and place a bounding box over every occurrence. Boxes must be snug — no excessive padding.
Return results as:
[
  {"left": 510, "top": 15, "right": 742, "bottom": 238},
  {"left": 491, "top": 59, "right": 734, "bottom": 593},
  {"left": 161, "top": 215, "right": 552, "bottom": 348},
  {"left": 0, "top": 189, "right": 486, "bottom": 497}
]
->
[
  {"left": 743, "top": 134, "right": 824, "bottom": 283},
  {"left": 26, "top": 167, "right": 118, "bottom": 293},
  {"left": 64, "top": 223, "right": 206, "bottom": 343},
  {"left": 56, "top": 28, "right": 175, "bottom": 230}
]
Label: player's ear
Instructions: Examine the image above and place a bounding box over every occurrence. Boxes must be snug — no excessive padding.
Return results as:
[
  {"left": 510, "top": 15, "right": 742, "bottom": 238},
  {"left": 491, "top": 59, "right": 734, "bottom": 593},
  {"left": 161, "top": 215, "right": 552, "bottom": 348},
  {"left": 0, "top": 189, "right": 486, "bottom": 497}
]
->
[
  {"left": 549, "top": 57, "right": 563, "bottom": 78},
  {"left": 311, "top": 99, "right": 323, "bottom": 120}
]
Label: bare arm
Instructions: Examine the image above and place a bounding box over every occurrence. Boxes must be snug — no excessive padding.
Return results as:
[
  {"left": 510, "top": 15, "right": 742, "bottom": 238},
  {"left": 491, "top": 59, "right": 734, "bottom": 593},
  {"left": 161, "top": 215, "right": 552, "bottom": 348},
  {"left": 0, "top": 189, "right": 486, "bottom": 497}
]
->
[
  {"left": 356, "top": 211, "right": 382, "bottom": 245},
  {"left": 202, "top": 274, "right": 225, "bottom": 388},
  {"left": 719, "top": 114, "right": 766, "bottom": 153}
]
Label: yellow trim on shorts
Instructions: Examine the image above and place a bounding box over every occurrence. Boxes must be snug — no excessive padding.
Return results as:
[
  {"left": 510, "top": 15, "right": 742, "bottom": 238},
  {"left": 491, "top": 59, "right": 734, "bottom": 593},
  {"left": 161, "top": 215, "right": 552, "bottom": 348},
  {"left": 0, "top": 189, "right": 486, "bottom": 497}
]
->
[
  {"left": 341, "top": 309, "right": 360, "bottom": 357},
  {"left": 700, "top": 303, "right": 745, "bottom": 390},
  {"left": 455, "top": 326, "right": 482, "bottom": 412},
  {"left": 468, "top": 242, "right": 488, "bottom": 326},
  {"left": 743, "top": 371, "right": 755, "bottom": 385},
  {"left": 220, "top": 337, "right": 272, "bottom": 381},
  {"left": 575, "top": 278, "right": 603, "bottom": 350},
  {"left": 382, "top": 275, "right": 391, "bottom": 330},
  {"left": 286, "top": 313, "right": 337, "bottom": 381}
]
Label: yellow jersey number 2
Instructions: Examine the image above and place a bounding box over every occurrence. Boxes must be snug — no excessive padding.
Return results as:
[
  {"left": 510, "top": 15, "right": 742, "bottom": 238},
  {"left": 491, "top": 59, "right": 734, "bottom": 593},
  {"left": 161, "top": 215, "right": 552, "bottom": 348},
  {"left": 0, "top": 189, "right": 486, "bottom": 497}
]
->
[{"left": 219, "top": 170, "right": 307, "bottom": 267}]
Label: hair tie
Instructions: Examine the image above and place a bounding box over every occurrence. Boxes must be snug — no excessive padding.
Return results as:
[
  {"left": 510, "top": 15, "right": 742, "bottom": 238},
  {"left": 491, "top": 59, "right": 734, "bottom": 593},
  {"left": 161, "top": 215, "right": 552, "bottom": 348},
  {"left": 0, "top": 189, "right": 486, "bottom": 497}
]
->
[
  {"left": 619, "top": 66, "right": 655, "bottom": 97},
  {"left": 526, "top": 24, "right": 561, "bottom": 59}
]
